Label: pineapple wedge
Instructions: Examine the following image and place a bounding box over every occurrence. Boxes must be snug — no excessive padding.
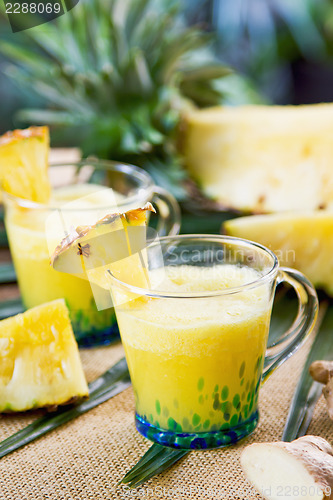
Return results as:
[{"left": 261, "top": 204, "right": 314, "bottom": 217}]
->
[
  {"left": 51, "top": 203, "right": 155, "bottom": 286},
  {"left": 223, "top": 212, "right": 333, "bottom": 295},
  {"left": 0, "top": 299, "right": 88, "bottom": 412},
  {"left": 0, "top": 126, "right": 51, "bottom": 203},
  {"left": 182, "top": 104, "right": 333, "bottom": 213}
]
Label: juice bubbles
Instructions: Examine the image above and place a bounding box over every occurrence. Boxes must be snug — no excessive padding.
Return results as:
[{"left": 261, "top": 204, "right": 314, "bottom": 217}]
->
[
  {"left": 4, "top": 184, "right": 129, "bottom": 346},
  {"left": 113, "top": 264, "right": 273, "bottom": 448}
]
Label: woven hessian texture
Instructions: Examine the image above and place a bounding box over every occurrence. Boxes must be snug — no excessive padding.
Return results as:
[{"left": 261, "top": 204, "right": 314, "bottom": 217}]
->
[{"left": 0, "top": 327, "right": 332, "bottom": 500}]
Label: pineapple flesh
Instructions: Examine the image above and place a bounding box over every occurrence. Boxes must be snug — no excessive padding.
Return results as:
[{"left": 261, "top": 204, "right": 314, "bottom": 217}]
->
[
  {"left": 51, "top": 203, "right": 155, "bottom": 290},
  {"left": 224, "top": 212, "right": 333, "bottom": 296},
  {"left": 0, "top": 126, "right": 51, "bottom": 203},
  {"left": 183, "top": 104, "right": 333, "bottom": 213},
  {"left": 0, "top": 299, "right": 88, "bottom": 412}
]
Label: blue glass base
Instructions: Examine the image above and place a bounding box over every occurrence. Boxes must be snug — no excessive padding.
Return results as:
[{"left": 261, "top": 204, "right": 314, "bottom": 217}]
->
[
  {"left": 70, "top": 304, "right": 119, "bottom": 348},
  {"left": 75, "top": 323, "right": 120, "bottom": 348},
  {"left": 136, "top": 411, "right": 259, "bottom": 450}
]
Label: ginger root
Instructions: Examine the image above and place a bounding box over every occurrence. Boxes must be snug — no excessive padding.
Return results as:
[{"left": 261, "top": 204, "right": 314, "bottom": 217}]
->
[
  {"left": 323, "top": 381, "right": 333, "bottom": 420},
  {"left": 241, "top": 436, "right": 333, "bottom": 500},
  {"left": 310, "top": 361, "right": 333, "bottom": 385},
  {"left": 310, "top": 361, "right": 333, "bottom": 420}
]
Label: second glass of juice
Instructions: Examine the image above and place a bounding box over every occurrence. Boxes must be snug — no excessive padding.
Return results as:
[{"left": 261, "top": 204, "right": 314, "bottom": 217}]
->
[
  {"left": 3, "top": 160, "right": 180, "bottom": 347},
  {"left": 109, "top": 235, "right": 318, "bottom": 449}
]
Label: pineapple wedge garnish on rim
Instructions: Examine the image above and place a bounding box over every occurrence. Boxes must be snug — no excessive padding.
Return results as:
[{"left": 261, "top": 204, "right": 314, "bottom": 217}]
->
[
  {"left": 0, "top": 299, "right": 88, "bottom": 412},
  {"left": 223, "top": 211, "right": 333, "bottom": 296},
  {"left": 50, "top": 203, "right": 155, "bottom": 290},
  {"left": 0, "top": 126, "right": 51, "bottom": 203}
]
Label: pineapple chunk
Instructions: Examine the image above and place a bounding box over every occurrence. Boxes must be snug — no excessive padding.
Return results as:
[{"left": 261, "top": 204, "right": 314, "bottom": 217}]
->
[
  {"left": 50, "top": 203, "right": 155, "bottom": 310},
  {"left": 0, "top": 126, "right": 51, "bottom": 203},
  {"left": 0, "top": 299, "right": 88, "bottom": 412},
  {"left": 51, "top": 203, "right": 155, "bottom": 285},
  {"left": 182, "top": 104, "right": 333, "bottom": 213},
  {"left": 223, "top": 212, "right": 333, "bottom": 295}
]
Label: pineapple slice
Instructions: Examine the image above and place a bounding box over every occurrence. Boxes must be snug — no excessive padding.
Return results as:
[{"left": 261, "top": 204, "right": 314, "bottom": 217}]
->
[
  {"left": 182, "top": 104, "right": 333, "bottom": 213},
  {"left": 0, "top": 299, "right": 88, "bottom": 412},
  {"left": 223, "top": 212, "right": 333, "bottom": 295},
  {"left": 0, "top": 126, "right": 51, "bottom": 203},
  {"left": 50, "top": 203, "right": 156, "bottom": 310},
  {"left": 50, "top": 202, "right": 155, "bottom": 287}
]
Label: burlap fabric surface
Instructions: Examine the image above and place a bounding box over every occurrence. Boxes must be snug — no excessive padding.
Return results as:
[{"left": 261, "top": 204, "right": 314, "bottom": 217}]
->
[{"left": 0, "top": 324, "right": 332, "bottom": 500}]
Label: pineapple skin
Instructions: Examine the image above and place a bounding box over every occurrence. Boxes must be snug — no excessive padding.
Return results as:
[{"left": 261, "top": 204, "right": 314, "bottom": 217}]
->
[
  {"left": 183, "top": 104, "right": 333, "bottom": 213},
  {"left": 224, "top": 211, "right": 333, "bottom": 296},
  {"left": 0, "top": 299, "right": 88, "bottom": 412}
]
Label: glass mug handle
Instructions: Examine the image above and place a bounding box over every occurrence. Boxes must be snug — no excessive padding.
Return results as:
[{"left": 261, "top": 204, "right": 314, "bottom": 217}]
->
[
  {"left": 262, "top": 267, "right": 318, "bottom": 383},
  {"left": 151, "top": 186, "right": 181, "bottom": 236}
]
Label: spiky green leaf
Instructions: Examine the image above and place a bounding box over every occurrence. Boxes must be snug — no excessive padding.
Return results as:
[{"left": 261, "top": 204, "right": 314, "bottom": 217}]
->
[{"left": 0, "top": 0, "right": 245, "bottom": 198}]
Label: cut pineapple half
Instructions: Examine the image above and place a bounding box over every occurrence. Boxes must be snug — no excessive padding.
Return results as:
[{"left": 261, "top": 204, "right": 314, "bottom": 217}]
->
[
  {"left": 50, "top": 203, "right": 155, "bottom": 290},
  {"left": 0, "top": 299, "right": 88, "bottom": 412},
  {"left": 182, "top": 104, "right": 333, "bottom": 213},
  {"left": 0, "top": 126, "right": 51, "bottom": 203},
  {"left": 223, "top": 211, "right": 333, "bottom": 295}
]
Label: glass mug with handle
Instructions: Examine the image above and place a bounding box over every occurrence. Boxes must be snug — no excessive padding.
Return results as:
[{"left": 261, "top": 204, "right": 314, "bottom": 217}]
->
[
  {"left": 108, "top": 235, "right": 318, "bottom": 450},
  {"left": 3, "top": 159, "right": 180, "bottom": 347}
]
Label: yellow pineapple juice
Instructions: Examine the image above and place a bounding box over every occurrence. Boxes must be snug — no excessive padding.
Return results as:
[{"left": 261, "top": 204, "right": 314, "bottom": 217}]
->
[
  {"left": 4, "top": 184, "right": 132, "bottom": 345},
  {"left": 113, "top": 264, "right": 273, "bottom": 448}
]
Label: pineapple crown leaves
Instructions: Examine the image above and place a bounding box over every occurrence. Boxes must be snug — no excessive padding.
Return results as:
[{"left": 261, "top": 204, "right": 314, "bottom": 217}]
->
[{"left": 0, "top": 0, "right": 231, "bottom": 197}]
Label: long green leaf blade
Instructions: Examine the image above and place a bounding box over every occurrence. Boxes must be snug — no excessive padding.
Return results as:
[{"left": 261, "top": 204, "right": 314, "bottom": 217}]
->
[
  {"left": 126, "top": 452, "right": 189, "bottom": 488},
  {"left": 0, "top": 358, "right": 130, "bottom": 458},
  {"left": 282, "top": 301, "right": 333, "bottom": 442},
  {"left": 121, "top": 443, "right": 188, "bottom": 488},
  {"left": 121, "top": 443, "right": 174, "bottom": 483},
  {"left": 0, "top": 42, "right": 44, "bottom": 74},
  {"left": 17, "top": 109, "right": 76, "bottom": 126},
  {"left": 0, "top": 228, "right": 8, "bottom": 246},
  {"left": 88, "top": 357, "right": 128, "bottom": 394},
  {"left": 0, "top": 263, "right": 16, "bottom": 283},
  {"left": 181, "top": 65, "right": 232, "bottom": 82},
  {"left": 296, "top": 382, "right": 323, "bottom": 438},
  {"left": 0, "top": 298, "right": 24, "bottom": 320}
]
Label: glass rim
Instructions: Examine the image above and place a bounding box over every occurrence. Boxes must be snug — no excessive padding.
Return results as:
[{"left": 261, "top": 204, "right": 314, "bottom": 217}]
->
[
  {"left": 1, "top": 158, "right": 154, "bottom": 211},
  {"left": 108, "top": 234, "right": 279, "bottom": 299}
]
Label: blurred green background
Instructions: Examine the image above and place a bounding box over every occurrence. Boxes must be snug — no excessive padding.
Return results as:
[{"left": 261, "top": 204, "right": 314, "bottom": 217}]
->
[{"left": 1, "top": 0, "right": 333, "bottom": 203}]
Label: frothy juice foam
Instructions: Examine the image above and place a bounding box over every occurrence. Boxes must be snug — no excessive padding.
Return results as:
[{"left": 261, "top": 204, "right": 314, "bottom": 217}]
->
[{"left": 115, "top": 264, "right": 273, "bottom": 436}]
